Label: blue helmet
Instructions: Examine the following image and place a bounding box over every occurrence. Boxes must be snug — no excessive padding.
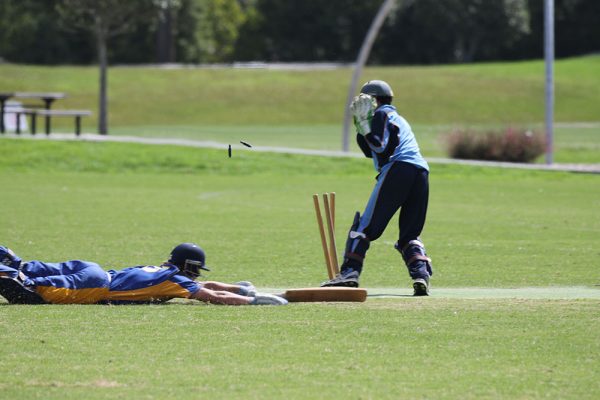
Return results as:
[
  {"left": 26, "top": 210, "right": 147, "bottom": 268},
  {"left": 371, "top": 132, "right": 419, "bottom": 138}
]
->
[{"left": 168, "top": 243, "right": 210, "bottom": 279}]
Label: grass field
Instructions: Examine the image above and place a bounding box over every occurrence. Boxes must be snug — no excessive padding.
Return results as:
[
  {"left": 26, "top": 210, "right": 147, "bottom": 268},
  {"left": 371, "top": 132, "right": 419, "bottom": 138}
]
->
[
  {"left": 1, "top": 139, "right": 599, "bottom": 399},
  {"left": 1, "top": 56, "right": 599, "bottom": 163},
  {"left": 1, "top": 56, "right": 599, "bottom": 398},
  {"left": 2, "top": 300, "right": 598, "bottom": 399}
]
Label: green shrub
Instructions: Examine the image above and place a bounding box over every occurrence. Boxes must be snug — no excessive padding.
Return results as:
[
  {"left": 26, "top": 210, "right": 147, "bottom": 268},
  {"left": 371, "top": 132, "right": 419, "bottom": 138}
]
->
[{"left": 445, "top": 127, "right": 546, "bottom": 163}]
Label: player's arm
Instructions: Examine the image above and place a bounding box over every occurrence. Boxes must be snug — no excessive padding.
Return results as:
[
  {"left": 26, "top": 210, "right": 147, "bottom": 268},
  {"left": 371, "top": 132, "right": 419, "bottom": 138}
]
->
[
  {"left": 166, "top": 275, "right": 247, "bottom": 304},
  {"left": 363, "top": 110, "right": 388, "bottom": 151},
  {"left": 189, "top": 287, "right": 251, "bottom": 305},
  {"left": 364, "top": 110, "right": 399, "bottom": 162},
  {"left": 356, "top": 134, "right": 372, "bottom": 158},
  {"left": 189, "top": 284, "right": 288, "bottom": 305}
]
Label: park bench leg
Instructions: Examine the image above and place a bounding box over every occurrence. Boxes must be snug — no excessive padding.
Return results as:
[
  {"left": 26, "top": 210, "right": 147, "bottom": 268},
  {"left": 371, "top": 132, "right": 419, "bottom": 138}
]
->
[
  {"left": 30, "top": 113, "right": 37, "bottom": 135},
  {"left": 16, "top": 112, "right": 21, "bottom": 134},
  {"left": 45, "top": 115, "right": 51, "bottom": 135},
  {"left": 75, "top": 116, "right": 81, "bottom": 136},
  {"left": 0, "top": 99, "right": 6, "bottom": 134}
]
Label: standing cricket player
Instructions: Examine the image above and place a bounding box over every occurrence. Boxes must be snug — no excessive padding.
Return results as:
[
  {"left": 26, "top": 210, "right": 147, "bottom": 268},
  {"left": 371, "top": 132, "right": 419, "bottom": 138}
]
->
[{"left": 321, "top": 80, "right": 433, "bottom": 295}]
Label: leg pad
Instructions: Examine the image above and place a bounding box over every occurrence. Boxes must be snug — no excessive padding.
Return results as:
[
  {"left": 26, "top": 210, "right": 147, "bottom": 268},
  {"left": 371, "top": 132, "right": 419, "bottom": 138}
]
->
[{"left": 395, "top": 239, "right": 433, "bottom": 279}]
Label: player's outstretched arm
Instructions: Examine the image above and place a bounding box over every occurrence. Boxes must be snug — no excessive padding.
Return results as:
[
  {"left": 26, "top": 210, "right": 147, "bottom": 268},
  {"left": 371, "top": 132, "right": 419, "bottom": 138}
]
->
[
  {"left": 190, "top": 287, "right": 287, "bottom": 306},
  {"left": 202, "top": 280, "right": 256, "bottom": 296},
  {"left": 190, "top": 287, "right": 251, "bottom": 305}
]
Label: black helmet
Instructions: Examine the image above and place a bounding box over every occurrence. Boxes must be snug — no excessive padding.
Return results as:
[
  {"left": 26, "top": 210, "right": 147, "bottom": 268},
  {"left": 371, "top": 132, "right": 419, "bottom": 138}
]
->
[
  {"left": 168, "top": 243, "right": 210, "bottom": 279},
  {"left": 360, "top": 80, "right": 394, "bottom": 98}
]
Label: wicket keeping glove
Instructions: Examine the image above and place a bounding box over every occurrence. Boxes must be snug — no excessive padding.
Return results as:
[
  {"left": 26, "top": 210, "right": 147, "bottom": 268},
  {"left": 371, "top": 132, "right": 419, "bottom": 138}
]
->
[{"left": 350, "top": 94, "right": 376, "bottom": 135}]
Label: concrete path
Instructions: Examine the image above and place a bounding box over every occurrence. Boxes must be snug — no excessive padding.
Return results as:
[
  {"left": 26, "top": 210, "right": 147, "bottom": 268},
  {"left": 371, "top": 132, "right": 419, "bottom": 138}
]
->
[{"left": 5, "top": 132, "right": 600, "bottom": 174}]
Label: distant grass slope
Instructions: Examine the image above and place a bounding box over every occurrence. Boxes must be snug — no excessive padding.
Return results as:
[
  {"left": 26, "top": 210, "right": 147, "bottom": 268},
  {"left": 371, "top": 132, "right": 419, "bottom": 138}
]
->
[{"left": 1, "top": 56, "right": 598, "bottom": 129}]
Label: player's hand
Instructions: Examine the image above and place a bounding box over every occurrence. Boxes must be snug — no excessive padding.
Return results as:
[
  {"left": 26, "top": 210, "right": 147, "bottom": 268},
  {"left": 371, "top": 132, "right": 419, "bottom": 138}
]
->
[{"left": 350, "top": 94, "right": 376, "bottom": 135}]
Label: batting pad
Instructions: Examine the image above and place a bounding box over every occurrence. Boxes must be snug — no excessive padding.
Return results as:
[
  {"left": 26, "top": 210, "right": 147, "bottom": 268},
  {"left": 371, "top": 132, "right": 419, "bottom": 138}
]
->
[{"left": 281, "top": 287, "right": 367, "bottom": 302}]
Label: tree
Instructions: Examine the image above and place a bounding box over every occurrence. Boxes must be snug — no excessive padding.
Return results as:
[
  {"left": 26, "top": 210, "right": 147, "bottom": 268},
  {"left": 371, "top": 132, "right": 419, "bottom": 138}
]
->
[
  {"left": 197, "top": 0, "right": 245, "bottom": 62},
  {"left": 175, "top": 0, "right": 245, "bottom": 63},
  {"left": 554, "top": 0, "right": 600, "bottom": 57},
  {"left": 58, "top": 0, "right": 157, "bottom": 134},
  {"left": 376, "top": 0, "right": 531, "bottom": 64},
  {"left": 3, "top": 0, "right": 598, "bottom": 67},
  {"left": 233, "top": 0, "right": 379, "bottom": 62},
  {"left": 0, "top": 0, "right": 94, "bottom": 64}
]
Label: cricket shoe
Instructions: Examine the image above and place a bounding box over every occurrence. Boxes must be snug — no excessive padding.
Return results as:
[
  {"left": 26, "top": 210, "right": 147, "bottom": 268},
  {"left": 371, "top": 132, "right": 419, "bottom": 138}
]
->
[
  {"left": 412, "top": 278, "right": 430, "bottom": 296},
  {"left": 0, "top": 276, "right": 45, "bottom": 304},
  {"left": 250, "top": 293, "right": 288, "bottom": 306},
  {"left": 0, "top": 246, "right": 22, "bottom": 270},
  {"left": 236, "top": 281, "right": 257, "bottom": 297},
  {"left": 320, "top": 270, "right": 360, "bottom": 288}
]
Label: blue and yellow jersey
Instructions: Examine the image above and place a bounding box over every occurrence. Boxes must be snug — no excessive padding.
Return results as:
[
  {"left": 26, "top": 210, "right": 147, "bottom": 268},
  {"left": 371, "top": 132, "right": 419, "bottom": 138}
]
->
[
  {"left": 106, "top": 264, "right": 201, "bottom": 302},
  {"left": 21, "top": 260, "right": 110, "bottom": 304},
  {"left": 17, "top": 260, "right": 201, "bottom": 304}
]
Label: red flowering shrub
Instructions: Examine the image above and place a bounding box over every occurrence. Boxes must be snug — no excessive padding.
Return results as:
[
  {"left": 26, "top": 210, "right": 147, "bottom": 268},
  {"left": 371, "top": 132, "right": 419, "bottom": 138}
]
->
[{"left": 445, "top": 127, "right": 545, "bottom": 163}]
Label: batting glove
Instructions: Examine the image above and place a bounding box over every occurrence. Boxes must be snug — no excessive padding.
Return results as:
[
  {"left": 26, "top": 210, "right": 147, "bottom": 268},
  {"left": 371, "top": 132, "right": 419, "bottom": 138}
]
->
[
  {"left": 250, "top": 293, "right": 288, "bottom": 305},
  {"left": 350, "top": 94, "right": 376, "bottom": 135}
]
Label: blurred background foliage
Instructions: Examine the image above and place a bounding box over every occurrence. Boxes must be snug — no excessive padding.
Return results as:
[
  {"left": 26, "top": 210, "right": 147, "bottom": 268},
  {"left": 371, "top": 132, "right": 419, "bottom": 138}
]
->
[{"left": 0, "top": 0, "right": 598, "bottom": 65}]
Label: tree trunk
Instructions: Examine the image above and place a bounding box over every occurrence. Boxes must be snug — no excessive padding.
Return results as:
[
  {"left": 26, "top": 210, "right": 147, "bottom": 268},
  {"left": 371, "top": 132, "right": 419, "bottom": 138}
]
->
[
  {"left": 156, "top": 5, "right": 175, "bottom": 63},
  {"left": 97, "top": 22, "right": 108, "bottom": 135}
]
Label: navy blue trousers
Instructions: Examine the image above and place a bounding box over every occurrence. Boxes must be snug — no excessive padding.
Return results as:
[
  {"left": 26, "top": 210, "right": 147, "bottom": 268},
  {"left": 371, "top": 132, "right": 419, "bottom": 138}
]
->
[{"left": 343, "top": 161, "right": 429, "bottom": 272}]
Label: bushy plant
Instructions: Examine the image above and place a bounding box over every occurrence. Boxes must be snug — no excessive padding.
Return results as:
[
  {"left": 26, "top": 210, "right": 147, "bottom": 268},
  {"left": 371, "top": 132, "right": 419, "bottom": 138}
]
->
[{"left": 445, "top": 127, "right": 546, "bottom": 163}]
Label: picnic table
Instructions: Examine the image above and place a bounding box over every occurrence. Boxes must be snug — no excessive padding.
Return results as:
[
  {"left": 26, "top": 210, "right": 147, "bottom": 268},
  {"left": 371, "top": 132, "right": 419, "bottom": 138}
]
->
[{"left": 0, "top": 91, "right": 66, "bottom": 134}]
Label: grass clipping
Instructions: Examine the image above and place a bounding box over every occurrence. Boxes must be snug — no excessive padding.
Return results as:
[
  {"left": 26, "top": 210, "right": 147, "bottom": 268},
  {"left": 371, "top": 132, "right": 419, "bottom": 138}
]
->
[{"left": 445, "top": 127, "right": 545, "bottom": 163}]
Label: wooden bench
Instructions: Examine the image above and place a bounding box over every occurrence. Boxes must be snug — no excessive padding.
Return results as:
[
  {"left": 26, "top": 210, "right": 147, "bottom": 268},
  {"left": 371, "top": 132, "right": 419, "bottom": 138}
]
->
[{"left": 15, "top": 109, "right": 92, "bottom": 136}]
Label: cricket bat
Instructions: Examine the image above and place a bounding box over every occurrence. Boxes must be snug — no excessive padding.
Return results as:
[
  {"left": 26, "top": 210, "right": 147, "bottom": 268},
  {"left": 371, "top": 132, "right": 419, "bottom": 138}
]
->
[{"left": 280, "top": 287, "right": 367, "bottom": 302}]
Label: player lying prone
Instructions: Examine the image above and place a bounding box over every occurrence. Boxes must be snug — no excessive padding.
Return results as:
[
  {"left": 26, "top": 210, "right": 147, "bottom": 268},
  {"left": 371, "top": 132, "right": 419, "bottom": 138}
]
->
[{"left": 0, "top": 243, "right": 287, "bottom": 306}]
